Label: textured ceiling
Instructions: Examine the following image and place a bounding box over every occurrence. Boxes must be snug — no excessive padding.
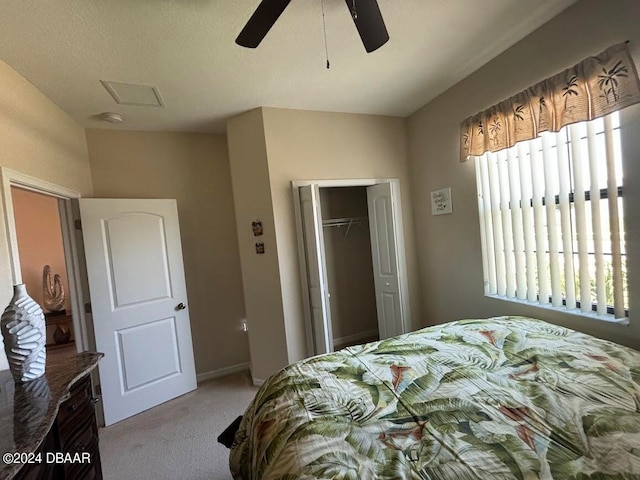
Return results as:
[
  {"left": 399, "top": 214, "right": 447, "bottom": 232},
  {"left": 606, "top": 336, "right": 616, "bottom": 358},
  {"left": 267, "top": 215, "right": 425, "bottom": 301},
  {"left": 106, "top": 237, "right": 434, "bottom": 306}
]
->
[{"left": 0, "top": 0, "right": 576, "bottom": 133}]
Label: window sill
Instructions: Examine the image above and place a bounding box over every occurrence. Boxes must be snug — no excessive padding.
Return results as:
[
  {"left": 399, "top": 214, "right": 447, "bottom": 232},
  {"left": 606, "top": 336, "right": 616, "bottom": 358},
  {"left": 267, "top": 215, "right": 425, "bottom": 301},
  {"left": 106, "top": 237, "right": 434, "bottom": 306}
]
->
[{"left": 484, "top": 294, "right": 630, "bottom": 326}]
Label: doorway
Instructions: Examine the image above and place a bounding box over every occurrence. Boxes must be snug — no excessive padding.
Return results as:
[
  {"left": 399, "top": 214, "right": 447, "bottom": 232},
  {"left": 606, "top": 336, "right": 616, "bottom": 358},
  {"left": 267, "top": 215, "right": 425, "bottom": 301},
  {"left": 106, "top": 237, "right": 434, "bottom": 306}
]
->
[
  {"left": 0, "top": 168, "right": 90, "bottom": 353},
  {"left": 293, "top": 178, "right": 411, "bottom": 356},
  {"left": 1, "top": 169, "right": 198, "bottom": 426},
  {"left": 11, "top": 186, "right": 76, "bottom": 351}
]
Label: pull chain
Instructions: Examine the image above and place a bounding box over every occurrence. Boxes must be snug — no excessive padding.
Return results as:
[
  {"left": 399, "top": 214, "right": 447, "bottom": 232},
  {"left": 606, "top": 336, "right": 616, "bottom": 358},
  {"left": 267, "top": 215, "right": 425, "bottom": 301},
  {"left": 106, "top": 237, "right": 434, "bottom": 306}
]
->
[
  {"left": 351, "top": 0, "right": 357, "bottom": 20},
  {"left": 321, "top": 0, "right": 330, "bottom": 68}
]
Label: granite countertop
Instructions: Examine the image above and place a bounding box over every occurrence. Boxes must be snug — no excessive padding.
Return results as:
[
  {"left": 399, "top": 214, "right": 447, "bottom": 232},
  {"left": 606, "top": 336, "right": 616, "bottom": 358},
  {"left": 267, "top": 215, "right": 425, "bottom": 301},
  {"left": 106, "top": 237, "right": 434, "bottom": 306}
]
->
[{"left": 0, "top": 350, "right": 102, "bottom": 480}]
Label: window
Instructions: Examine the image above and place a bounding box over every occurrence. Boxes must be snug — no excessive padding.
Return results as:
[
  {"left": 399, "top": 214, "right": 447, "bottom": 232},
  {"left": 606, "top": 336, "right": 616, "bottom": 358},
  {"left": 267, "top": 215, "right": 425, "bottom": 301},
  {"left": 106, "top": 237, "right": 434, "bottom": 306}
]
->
[
  {"left": 463, "top": 43, "right": 639, "bottom": 322},
  {"left": 475, "top": 112, "right": 628, "bottom": 321}
]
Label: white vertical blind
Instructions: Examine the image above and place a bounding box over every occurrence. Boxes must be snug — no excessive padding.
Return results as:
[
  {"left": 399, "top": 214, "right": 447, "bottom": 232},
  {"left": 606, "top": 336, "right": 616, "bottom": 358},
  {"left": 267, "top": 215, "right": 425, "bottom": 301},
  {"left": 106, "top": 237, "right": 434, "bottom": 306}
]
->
[
  {"left": 542, "top": 133, "right": 562, "bottom": 307},
  {"left": 497, "top": 150, "right": 516, "bottom": 298},
  {"left": 529, "top": 137, "right": 550, "bottom": 306},
  {"left": 478, "top": 157, "right": 497, "bottom": 294},
  {"left": 604, "top": 115, "right": 625, "bottom": 319},
  {"left": 556, "top": 130, "right": 576, "bottom": 309},
  {"left": 476, "top": 157, "right": 490, "bottom": 295},
  {"left": 475, "top": 112, "right": 626, "bottom": 319},
  {"left": 586, "top": 120, "right": 607, "bottom": 315},
  {"left": 568, "top": 123, "right": 590, "bottom": 313},
  {"left": 487, "top": 151, "right": 506, "bottom": 296},
  {"left": 507, "top": 146, "right": 526, "bottom": 299},
  {"left": 517, "top": 142, "right": 537, "bottom": 302}
]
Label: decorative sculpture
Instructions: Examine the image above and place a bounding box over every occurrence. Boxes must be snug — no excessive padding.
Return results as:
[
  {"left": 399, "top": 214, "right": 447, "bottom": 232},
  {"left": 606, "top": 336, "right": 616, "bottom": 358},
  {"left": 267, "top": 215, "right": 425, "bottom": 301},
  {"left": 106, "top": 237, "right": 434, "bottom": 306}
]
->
[
  {"left": 42, "top": 265, "right": 65, "bottom": 313},
  {"left": 1, "top": 284, "right": 46, "bottom": 382}
]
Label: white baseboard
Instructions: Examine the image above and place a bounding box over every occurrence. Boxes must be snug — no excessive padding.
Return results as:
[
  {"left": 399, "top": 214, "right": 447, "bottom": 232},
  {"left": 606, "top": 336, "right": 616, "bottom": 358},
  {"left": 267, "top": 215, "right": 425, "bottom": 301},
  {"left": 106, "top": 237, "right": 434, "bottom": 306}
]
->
[
  {"left": 333, "top": 329, "right": 379, "bottom": 349},
  {"left": 196, "top": 362, "right": 250, "bottom": 384},
  {"left": 251, "top": 377, "right": 265, "bottom": 387}
]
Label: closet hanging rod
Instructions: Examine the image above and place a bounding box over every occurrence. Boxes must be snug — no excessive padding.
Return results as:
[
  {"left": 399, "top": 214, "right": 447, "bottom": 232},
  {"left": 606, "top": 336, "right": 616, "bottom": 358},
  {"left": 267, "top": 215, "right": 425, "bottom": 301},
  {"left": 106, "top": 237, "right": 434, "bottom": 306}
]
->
[{"left": 322, "top": 216, "right": 368, "bottom": 228}]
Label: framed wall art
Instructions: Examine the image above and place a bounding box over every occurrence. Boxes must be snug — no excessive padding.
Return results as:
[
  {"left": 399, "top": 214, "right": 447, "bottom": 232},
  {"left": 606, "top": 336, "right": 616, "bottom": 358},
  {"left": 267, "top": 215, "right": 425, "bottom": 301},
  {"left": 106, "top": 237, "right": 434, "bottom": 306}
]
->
[{"left": 431, "top": 187, "right": 452, "bottom": 215}]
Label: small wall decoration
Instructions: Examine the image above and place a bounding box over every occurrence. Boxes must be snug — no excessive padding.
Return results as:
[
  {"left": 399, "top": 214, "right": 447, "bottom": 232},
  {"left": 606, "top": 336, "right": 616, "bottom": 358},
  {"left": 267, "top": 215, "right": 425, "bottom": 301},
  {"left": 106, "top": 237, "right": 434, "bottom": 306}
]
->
[
  {"left": 255, "top": 242, "right": 265, "bottom": 255},
  {"left": 252, "top": 220, "right": 263, "bottom": 236},
  {"left": 431, "top": 187, "right": 453, "bottom": 215}
]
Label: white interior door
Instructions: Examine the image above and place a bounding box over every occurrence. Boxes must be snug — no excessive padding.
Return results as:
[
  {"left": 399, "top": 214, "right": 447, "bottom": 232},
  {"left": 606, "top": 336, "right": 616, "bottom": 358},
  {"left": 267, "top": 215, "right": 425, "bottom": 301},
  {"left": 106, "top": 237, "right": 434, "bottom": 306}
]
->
[
  {"left": 367, "top": 182, "right": 407, "bottom": 339},
  {"left": 299, "top": 185, "right": 333, "bottom": 354},
  {"left": 79, "top": 198, "right": 196, "bottom": 426}
]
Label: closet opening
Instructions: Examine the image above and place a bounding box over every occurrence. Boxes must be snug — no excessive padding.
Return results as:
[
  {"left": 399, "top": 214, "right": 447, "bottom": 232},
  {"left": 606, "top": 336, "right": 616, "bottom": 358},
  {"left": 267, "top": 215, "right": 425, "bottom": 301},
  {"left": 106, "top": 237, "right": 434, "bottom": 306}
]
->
[
  {"left": 292, "top": 178, "right": 411, "bottom": 357},
  {"left": 320, "top": 187, "right": 379, "bottom": 350}
]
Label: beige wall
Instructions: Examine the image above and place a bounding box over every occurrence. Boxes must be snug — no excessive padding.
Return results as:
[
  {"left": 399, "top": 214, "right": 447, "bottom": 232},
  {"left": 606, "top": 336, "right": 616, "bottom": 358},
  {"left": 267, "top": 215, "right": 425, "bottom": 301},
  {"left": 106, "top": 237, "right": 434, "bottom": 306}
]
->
[
  {"left": 0, "top": 60, "right": 92, "bottom": 371},
  {"left": 0, "top": 61, "right": 92, "bottom": 195},
  {"left": 261, "top": 107, "right": 421, "bottom": 364},
  {"left": 226, "top": 107, "right": 420, "bottom": 380},
  {"left": 12, "top": 187, "right": 71, "bottom": 313},
  {"left": 85, "top": 129, "right": 249, "bottom": 374},
  {"left": 226, "top": 109, "right": 288, "bottom": 383},
  {"left": 407, "top": 0, "right": 640, "bottom": 348}
]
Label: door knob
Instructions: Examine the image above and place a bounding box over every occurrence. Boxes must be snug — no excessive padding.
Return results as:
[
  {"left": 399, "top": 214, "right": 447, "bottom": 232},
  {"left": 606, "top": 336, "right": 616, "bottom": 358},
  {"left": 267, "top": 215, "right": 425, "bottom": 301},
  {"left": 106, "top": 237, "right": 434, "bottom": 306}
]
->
[{"left": 176, "top": 302, "right": 187, "bottom": 311}]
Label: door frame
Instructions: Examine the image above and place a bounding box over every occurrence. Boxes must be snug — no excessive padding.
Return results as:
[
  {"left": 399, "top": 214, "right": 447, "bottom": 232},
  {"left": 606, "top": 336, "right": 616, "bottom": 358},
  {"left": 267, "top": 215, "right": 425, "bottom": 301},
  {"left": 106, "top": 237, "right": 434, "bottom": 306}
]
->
[
  {"left": 0, "top": 168, "right": 90, "bottom": 352},
  {"left": 291, "top": 178, "right": 411, "bottom": 356}
]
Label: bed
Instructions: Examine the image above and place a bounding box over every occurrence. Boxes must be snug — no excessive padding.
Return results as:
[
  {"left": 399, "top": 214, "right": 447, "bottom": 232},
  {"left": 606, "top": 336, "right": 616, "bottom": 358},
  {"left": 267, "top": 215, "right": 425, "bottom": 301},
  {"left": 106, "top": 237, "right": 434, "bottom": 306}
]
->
[{"left": 229, "top": 316, "right": 640, "bottom": 479}]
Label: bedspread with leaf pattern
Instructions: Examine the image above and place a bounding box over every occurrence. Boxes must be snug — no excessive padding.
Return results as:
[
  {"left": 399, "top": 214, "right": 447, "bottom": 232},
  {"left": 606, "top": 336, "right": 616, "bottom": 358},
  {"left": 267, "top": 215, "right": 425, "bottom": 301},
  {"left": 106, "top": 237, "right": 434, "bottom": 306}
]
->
[{"left": 229, "top": 316, "right": 640, "bottom": 479}]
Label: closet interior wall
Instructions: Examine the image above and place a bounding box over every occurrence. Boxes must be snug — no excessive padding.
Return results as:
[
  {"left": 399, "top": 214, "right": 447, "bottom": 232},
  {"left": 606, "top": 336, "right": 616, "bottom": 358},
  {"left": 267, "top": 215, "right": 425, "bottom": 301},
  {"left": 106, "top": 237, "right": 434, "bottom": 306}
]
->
[{"left": 320, "top": 187, "right": 378, "bottom": 349}]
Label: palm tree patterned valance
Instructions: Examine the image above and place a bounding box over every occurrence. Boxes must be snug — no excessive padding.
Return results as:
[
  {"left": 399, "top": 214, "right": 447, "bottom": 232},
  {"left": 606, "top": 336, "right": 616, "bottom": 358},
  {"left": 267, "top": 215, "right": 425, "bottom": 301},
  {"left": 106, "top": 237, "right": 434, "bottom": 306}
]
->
[{"left": 459, "top": 42, "right": 640, "bottom": 162}]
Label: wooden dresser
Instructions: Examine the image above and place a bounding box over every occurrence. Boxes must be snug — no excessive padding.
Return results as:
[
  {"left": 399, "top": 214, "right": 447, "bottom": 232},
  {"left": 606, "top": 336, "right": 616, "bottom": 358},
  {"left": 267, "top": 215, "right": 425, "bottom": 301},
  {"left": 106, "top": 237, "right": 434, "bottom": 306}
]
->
[{"left": 0, "top": 352, "right": 103, "bottom": 480}]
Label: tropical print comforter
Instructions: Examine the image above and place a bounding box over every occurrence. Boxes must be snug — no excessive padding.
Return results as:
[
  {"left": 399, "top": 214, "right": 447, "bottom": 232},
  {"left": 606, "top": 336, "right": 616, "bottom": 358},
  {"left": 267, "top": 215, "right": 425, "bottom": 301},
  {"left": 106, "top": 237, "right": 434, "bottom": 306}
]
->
[{"left": 230, "top": 316, "right": 640, "bottom": 479}]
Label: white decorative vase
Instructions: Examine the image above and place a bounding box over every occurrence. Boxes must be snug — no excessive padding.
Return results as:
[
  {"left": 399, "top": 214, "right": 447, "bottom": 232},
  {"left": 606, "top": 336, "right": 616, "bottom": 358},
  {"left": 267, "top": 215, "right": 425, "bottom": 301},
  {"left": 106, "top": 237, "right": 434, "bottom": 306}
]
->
[{"left": 1, "top": 284, "right": 46, "bottom": 382}]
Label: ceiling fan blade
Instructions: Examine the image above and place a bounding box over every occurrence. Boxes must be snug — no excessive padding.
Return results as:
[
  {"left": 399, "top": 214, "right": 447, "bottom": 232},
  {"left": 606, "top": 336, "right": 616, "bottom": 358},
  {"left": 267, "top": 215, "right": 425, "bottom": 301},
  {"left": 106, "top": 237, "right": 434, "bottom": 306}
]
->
[
  {"left": 345, "top": 0, "right": 389, "bottom": 53},
  {"left": 236, "top": 0, "right": 292, "bottom": 48}
]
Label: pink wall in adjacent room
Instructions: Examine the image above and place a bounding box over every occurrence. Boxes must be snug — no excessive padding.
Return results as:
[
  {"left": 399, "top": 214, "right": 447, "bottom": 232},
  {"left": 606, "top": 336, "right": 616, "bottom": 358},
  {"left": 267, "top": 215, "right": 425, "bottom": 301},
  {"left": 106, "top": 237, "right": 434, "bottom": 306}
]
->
[{"left": 11, "top": 187, "right": 70, "bottom": 313}]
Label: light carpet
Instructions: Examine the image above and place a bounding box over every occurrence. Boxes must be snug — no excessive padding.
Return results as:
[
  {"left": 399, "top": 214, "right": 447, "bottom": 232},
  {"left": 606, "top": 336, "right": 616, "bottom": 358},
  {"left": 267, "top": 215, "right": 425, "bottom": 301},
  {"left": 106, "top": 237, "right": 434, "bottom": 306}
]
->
[{"left": 99, "top": 370, "right": 258, "bottom": 480}]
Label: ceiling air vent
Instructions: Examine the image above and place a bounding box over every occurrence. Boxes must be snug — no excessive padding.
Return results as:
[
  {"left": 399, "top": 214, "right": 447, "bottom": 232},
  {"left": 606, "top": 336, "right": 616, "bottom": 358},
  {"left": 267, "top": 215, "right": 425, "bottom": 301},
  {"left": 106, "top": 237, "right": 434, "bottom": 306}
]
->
[{"left": 101, "top": 81, "right": 164, "bottom": 107}]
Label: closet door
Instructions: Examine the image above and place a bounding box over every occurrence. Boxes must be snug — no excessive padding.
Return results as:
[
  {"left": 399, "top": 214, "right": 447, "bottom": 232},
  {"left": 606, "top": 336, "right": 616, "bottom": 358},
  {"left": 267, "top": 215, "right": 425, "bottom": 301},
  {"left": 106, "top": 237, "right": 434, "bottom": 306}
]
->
[
  {"left": 367, "top": 182, "right": 406, "bottom": 339},
  {"left": 299, "top": 185, "right": 333, "bottom": 354}
]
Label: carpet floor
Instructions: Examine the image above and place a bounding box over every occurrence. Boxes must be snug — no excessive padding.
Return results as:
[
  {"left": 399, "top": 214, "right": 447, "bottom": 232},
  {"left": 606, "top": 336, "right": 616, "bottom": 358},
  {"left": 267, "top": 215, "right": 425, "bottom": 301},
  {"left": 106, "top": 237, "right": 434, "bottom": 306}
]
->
[{"left": 99, "top": 370, "right": 258, "bottom": 480}]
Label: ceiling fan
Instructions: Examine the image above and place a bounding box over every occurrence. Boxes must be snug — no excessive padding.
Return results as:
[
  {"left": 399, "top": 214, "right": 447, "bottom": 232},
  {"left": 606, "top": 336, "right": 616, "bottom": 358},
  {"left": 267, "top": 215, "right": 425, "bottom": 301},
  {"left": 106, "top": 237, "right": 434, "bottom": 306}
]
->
[{"left": 236, "top": 0, "right": 389, "bottom": 53}]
